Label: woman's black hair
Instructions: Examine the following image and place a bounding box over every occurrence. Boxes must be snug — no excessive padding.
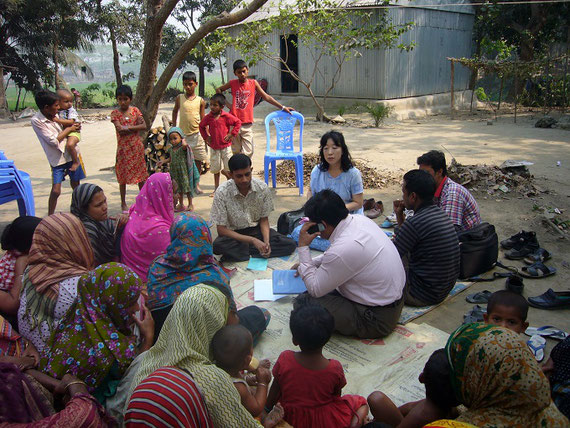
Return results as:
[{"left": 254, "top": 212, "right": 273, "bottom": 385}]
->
[
  {"left": 83, "top": 186, "right": 104, "bottom": 211},
  {"left": 318, "top": 130, "right": 353, "bottom": 172},
  {"left": 290, "top": 295, "right": 334, "bottom": 352},
  {"left": 1, "top": 216, "right": 42, "bottom": 253},
  {"left": 115, "top": 84, "right": 133, "bottom": 99}
]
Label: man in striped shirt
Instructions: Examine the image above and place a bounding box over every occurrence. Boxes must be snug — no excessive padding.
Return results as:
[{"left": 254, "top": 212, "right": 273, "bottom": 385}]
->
[
  {"left": 417, "top": 150, "right": 481, "bottom": 231},
  {"left": 393, "top": 169, "right": 460, "bottom": 307}
]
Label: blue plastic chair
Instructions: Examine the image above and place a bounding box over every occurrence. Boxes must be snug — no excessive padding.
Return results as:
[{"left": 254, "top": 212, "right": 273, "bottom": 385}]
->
[
  {"left": 263, "top": 111, "right": 304, "bottom": 195},
  {"left": 0, "top": 158, "right": 35, "bottom": 216}
]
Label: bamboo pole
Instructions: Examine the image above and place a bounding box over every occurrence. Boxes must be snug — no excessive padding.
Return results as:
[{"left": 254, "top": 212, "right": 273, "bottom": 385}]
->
[
  {"left": 514, "top": 63, "right": 518, "bottom": 124},
  {"left": 450, "top": 59, "right": 455, "bottom": 118}
]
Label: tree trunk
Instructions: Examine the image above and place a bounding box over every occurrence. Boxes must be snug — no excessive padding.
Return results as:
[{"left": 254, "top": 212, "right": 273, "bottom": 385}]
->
[
  {"left": 133, "top": 0, "right": 270, "bottom": 128},
  {"left": 218, "top": 56, "right": 225, "bottom": 85},
  {"left": 110, "top": 26, "right": 123, "bottom": 88},
  {"left": 53, "top": 38, "right": 59, "bottom": 89},
  {"left": 15, "top": 87, "right": 22, "bottom": 112},
  {"left": 198, "top": 59, "right": 206, "bottom": 98},
  {"left": 0, "top": 69, "right": 8, "bottom": 118}
]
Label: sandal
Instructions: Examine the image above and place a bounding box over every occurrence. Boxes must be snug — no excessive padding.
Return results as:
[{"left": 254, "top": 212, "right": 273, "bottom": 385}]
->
[
  {"left": 527, "top": 334, "right": 546, "bottom": 362},
  {"left": 525, "top": 325, "right": 569, "bottom": 341},
  {"left": 381, "top": 219, "right": 395, "bottom": 228},
  {"left": 520, "top": 261, "right": 557, "bottom": 278},
  {"left": 524, "top": 248, "right": 552, "bottom": 265},
  {"left": 466, "top": 290, "right": 492, "bottom": 304},
  {"left": 463, "top": 305, "right": 486, "bottom": 324}
]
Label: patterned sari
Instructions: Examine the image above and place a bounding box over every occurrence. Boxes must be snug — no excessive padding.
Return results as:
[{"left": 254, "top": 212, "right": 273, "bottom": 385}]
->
[
  {"left": 146, "top": 212, "right": 233, "bottom": 311},
  {"left": 445, "top": 323, "right": 569, "bottom": 427},
  {"left": 128, "top": 285, "right": 261, "bottom": 427},
  {"left": 41, "top": 263, "right": 141, "bottom": 392}
]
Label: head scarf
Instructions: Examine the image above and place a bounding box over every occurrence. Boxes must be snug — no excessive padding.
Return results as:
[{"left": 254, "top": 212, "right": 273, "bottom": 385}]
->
[
  {"left": 41, "top": 263, "right": 141, "bottom": 391},
  {"left": 147, "top": 212, "right": 233, "bottom": 311},
  {"left": 0, "top": 363, "right": 54, "bottom": 423},
  {"left": 0, "top": 315, "right": 24, "bottom": 357},
  {"left": 167, "top": 126, "right": 185, "bottom": 140},
  {"left": 549, "top": 337, "right": 570, "bottom": 419},
  {"left": 120, "top": 173, "right": 174, "bottom": 282},
  {"left": 71, "top": 183, "right": 116, "bottom": 266},
  {"left": 445, "top": 323, "right": 569, "bottom": 427},
  {"left": 23, "top": 213, "right": 94, "bottom": 331},
  {"left": 128, "top": 285, "right": 259, "bottom": 427}
]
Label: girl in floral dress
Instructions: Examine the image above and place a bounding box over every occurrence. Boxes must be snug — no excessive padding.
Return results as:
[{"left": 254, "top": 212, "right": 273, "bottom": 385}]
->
[{"left": 111, "top": 85, "right": 149, "bottom": 212}]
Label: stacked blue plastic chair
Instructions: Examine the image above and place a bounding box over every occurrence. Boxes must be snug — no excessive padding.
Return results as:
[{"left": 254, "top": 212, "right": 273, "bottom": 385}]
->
[
  {"left": 263, "top": 111, "right": 305, "bottom": 195},
  {"left": 0, "top": 151, "right": 35, "bottom": 216}
]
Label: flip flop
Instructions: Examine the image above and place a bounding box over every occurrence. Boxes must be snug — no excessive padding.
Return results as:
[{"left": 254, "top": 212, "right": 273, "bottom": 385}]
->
[
  {"left": 527, "top": 334, "right": 546, "bottom": 362},
  {"left": 520, "top": 261, "right": 557, "bottom": 278},
  {"left": 524, "top": 248, "right": 552, "bottom": 265},
  {"left": 525, "top": 325, "right": 569, "bottom": 340},
  {"left": 381, "top": 219, "right": 395, "bottom": 228},
  {"left": 466, "top": 290, "right": 493, "bottom": 304},
  {"left": 463, "top": 305, "right": 486, "bottom": 324}
]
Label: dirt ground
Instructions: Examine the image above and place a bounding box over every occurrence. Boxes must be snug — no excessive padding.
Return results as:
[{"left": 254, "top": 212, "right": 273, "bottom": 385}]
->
[{"left": 1, "top": 102, "right": 569, "bottom": 353}]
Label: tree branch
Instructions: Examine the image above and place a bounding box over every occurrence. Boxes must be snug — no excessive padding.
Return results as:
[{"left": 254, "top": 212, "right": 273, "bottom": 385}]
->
[
  {"left": 148, "top": 0, "right": 269, "bottom": 109},
  {"left": 155, "top": 0, "right": 183, "bottom": 28}
]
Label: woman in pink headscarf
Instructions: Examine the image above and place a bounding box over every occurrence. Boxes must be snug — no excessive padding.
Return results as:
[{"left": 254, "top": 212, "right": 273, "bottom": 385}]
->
[{"left": 120, "top": 173, "right": 176, "bottom": 284}]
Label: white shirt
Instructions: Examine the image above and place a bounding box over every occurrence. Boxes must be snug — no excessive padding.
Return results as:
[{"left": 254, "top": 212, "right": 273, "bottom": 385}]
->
[{"left": 298, "top": 214, "right": 405, "bottom": 306}]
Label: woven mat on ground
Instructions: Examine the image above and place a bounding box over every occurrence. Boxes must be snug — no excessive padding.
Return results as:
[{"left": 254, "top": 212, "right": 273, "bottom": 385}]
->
[{"left": 224, "top": 251, "right": 450, "bottom": 405}]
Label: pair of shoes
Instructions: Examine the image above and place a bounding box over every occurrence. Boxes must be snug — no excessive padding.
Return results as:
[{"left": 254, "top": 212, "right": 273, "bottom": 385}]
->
[
  {"left": 505, "top": 275, "right": 524, "bottom": 294},
  {"left": 527, "top": 334, "right": 546, "bottom": 362},
  {"left": 365, "top": 201, "right": 384, "bottom": 219},
  {"left": 363, "top": 198, "right": 375, "bottom": 211},
  {"left": 501, "top": 231, "right": 540, "bottom": 259},
  {"left": 520, "top": 261, "right": 557, "bottom": 278},
  {"left": 528, "top": 289, "right": 570, "bottom": 309}
]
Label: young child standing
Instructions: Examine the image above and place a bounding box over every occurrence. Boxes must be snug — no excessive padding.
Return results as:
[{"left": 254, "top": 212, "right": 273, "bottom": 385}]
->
[
  {"left": 110, "top": 85, "right": 149, "bottom": 211},
  {"left": 55, "top": 89, "right": 81, "bottom": 172},
  {"left": 172, "top": 71, "right": 207, "bottom": 191},
  {"left": 31, "top": 90, "right": 85, "bottom": 215},
  {"left": 366, "top": 349, "right": 459, "bottom": 427},
  {"left": 212, "top": 325, "right": 285, "bottom": 428},
  {"left": 483, "top": 290, "right": 529, "bottom": 334},
  {"left": 156, "top": 127, "right": 200, "bottom": 211},
  {"left": 199, "top": 93, "right": 241, "bottom": 194},
  {"left": 266, "top": 297, "right": 369, "bottom": 428},
  {"left": 216, "top": 59, "right": 294, "bottom": 157}
]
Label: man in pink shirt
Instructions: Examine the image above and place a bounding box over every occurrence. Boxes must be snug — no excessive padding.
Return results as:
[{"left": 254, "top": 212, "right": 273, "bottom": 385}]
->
[{"left": 294, "top": 189, "right": 405, "bottom": 338}]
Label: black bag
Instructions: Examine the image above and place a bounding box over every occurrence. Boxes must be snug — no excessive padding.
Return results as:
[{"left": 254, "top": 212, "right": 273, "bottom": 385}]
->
[
  {"left": 457, "top": 222, "right": 498, "bottom": 279},
  {"left": 277, "top": 208, "right": 305, "bottom": 236}
]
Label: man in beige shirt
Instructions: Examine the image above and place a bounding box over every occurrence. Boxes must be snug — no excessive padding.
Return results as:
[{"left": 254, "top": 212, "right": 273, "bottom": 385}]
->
[{"left": 210, "top": 154, "right": 296, "bottom": 261}]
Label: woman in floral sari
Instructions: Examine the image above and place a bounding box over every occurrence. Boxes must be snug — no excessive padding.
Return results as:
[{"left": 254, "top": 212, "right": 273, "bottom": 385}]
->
[{"left": 445, "top": 323, "right": 568, "bottom": 427}]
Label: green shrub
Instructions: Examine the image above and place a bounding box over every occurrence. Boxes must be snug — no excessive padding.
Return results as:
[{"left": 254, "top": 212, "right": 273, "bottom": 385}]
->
[{"left": 364, "top": 103, "right": 393, "bottom": 127}]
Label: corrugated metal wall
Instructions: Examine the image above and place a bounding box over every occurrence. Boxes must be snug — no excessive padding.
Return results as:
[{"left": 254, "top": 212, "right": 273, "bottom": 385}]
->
[{"left": 226, "top": 5, "right": 474, "bottom": 99}]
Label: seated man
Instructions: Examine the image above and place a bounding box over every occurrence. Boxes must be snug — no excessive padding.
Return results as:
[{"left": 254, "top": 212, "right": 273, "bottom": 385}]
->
[
  {"left": 294, "top": 189, "right": 405, "bottom": 339},
  {"left": 393, "top": 170, "right": 460, "bottom": 307},
  {"left": 417, "top": 150, "right": 481, "bottom": 231},
  {"left": 211, "top": 154, "right": 296, "bottom": 261}
]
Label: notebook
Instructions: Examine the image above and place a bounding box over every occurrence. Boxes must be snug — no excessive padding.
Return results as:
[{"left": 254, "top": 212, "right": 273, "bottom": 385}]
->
[{"left": 272, "top": 270, "right": 307, "bottom": 294}]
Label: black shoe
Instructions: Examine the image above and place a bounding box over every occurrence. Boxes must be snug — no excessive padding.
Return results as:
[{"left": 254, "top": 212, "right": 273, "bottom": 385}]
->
[
  {"left": 500, "top": 230, "right": 539, "bottom": 250},
  {"left": 506, "top": 275, "right": 524, "bottom": 294}
]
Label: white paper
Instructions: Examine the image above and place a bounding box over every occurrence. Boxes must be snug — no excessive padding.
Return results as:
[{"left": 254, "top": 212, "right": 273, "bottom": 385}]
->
[{"left": 254, "top": 279, "right": 287, "bottom": 301}]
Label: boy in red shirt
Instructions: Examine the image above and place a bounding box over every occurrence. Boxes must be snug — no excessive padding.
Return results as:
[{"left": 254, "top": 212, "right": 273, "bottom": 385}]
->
[
  {"left": 199, "top": 93, "right": 241, "bottom": 194},
  {"left": 216, "top": 59, "right": 294, "bottom": 158}
]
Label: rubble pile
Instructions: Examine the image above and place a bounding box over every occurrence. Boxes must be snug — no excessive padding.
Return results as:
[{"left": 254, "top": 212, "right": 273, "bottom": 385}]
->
[
  {"left": 447, "top": 159, "right": 542, "bottom": 197},
  {"left": 258, "top": 153, "right": 402, "bottom": 189}
]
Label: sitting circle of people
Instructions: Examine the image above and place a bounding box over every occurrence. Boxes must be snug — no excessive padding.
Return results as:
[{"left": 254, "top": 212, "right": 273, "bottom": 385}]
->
[{"left": 1, "top": 77, "right": 568, "bottom": 428}]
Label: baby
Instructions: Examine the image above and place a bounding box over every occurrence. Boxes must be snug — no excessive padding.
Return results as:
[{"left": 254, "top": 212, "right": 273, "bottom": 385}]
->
[
  {"left": 55, "top": 89, "right": 81, "bottom": 172},
  {"left": 483, "top": 289, "right": 529, "bottom": 334},
  {"left": 212, "top": 325, "right": 284, "bottom": 428}
]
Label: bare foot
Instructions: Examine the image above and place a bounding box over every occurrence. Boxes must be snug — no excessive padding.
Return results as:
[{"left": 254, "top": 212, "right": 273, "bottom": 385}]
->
[
  {"left": 263, "top": 403, "right": 284, "bottom": 428},
  {"left": 174, "top": 204, "right": 186, "bottom": 212},
  {"left": 186, "top": 205, "right": 194, "bottom": 211},
  {"left": 209, "top": 192, "right": 215, "bottom": 198},
  {"left": 69, "top": 161, "right": 80, "bottom": 172},
  {"left": 195, "top": 185, "right": 204, "bottom": 195},
  {"left": 121, "top": 203, "right": 129, "bottom": 212}
]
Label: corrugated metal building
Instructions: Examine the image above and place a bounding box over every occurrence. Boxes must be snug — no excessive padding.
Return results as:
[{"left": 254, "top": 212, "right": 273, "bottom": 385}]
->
[{"left": 225, "top": 0, "right": 474, "bottom": 100}]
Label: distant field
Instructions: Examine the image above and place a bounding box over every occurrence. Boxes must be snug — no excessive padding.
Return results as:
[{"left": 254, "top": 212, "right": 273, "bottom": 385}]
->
[{"left": 5, "top": 74, "right": 224, "bottom": 111}]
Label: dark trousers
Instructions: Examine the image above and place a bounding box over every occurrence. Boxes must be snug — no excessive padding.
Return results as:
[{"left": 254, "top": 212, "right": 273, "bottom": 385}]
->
[
  {"left": 401, "top": 254, "right": 434, "bottom": 307},
  {"left": 151, "top": 304, "right": 269, "bottom": 343},
  {"left": 303, "top": 291, "right": 404, "bottom": 339},
  {"left": 213, "top": 225, "right": 297, "bottom": 262}
]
